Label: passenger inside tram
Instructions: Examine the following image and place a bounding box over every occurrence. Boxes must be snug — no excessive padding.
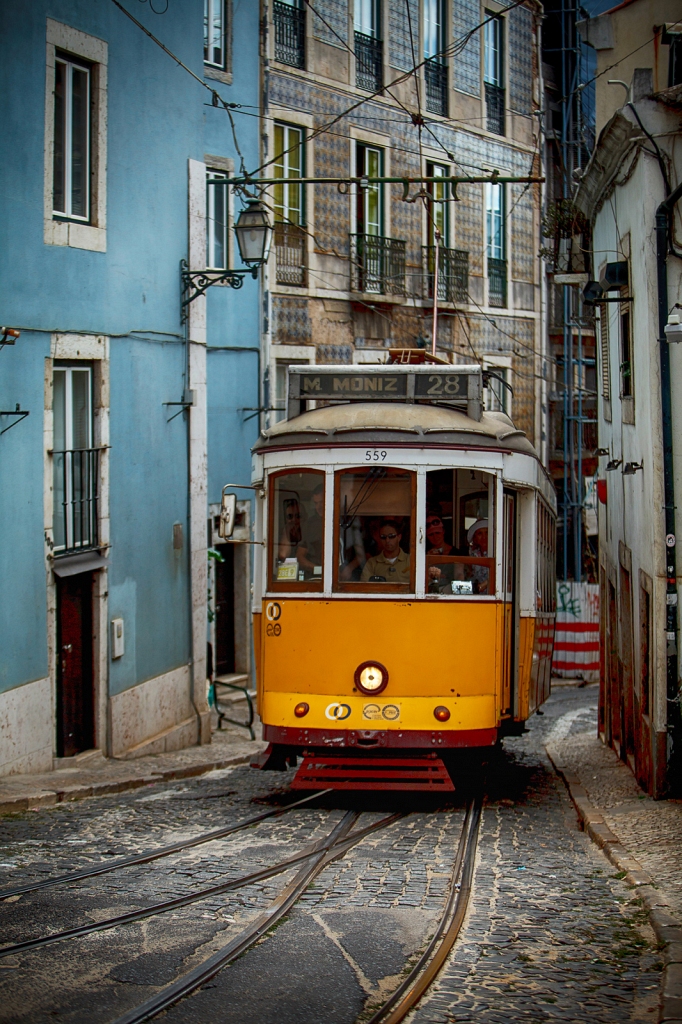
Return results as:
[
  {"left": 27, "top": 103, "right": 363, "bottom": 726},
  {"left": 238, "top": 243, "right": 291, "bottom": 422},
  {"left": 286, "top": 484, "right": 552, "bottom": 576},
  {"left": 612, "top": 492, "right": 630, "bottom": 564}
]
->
[
  {"left": 360, "top": 519, "right": 410, "bottom": 583},
  {"left": 426, "top": 468, "right": 494, "bottom": 595},
  {"left": 337, "top": 468, "right": 412, "bottom": 588},
  {"left": 271, "top": 471, "right": 325, "bottom": 584}
]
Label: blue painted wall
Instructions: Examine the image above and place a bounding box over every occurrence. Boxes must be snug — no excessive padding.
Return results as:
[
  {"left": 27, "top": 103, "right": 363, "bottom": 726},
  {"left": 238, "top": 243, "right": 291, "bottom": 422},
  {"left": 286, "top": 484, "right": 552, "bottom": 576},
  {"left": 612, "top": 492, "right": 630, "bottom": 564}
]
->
[
  {"left": 0, "top": 1, "right": 262, "bottom": 698},
  {"left": 204, "top": 0, "right": 262, "bottom": 503}
]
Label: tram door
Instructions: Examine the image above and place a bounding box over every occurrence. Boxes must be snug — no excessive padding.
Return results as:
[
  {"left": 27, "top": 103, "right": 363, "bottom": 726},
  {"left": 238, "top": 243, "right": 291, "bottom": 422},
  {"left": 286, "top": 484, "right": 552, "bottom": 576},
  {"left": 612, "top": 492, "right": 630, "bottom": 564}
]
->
[{"left": 501, "top": 492, "right": 518, "bottom": 716}]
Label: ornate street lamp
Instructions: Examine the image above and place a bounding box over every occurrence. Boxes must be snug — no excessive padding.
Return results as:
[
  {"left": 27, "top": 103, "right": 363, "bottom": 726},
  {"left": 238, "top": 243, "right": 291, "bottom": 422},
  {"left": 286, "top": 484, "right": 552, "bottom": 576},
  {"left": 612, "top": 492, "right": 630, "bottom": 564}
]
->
[
  {"left": 180, "top": 195, "right": 272, "bottom": 324},
  {"left": 234, "top": 198, "right": 273, "bottom": 268}
]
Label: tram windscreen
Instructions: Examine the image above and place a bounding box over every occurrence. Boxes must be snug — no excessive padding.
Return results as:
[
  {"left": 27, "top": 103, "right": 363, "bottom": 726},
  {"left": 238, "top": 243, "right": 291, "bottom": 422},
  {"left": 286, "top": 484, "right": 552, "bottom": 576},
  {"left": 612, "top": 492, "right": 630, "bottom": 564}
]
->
[
  {"left": 270, "top": 471, "right": 325, "bottom": 587},
  {"left": 336, "top": 468, "right": 414, "bottom": 591},
  {"left": 425, "top": 469, "right": 495, "bottom": 596}
]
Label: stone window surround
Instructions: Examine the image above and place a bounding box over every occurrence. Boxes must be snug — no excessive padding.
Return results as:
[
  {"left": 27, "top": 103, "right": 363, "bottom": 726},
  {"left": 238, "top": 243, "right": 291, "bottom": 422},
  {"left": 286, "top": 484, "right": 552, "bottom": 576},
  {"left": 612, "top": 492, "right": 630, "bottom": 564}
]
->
[
  {"left": 44, "top": 19, "right": 108, "bottom": 253},
  {"left": 45, "top": 333, "right": 110, "bottom": 756}
]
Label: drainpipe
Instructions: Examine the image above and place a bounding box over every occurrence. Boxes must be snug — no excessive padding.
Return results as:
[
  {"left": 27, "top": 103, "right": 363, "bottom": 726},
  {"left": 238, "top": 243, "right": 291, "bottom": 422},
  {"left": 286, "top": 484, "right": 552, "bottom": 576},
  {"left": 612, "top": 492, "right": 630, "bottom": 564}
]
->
[{"left": 656, "top": 180, "right": 682, "bottom": 791}]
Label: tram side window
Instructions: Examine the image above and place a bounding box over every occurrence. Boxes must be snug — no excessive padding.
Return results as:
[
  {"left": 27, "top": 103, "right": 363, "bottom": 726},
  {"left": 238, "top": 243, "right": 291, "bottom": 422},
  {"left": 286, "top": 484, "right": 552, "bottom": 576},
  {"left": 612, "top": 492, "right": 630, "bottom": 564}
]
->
[
  {"left": 269, "top": 471, "right": 325, "bottom": 588},
  {"left": 536, "top": 500, "right": 556, "bottom": 614},
  {"left": 425, "top": 469, "right": 495, "bottom": 596},
  {"left": 336, "top": 468, "right": 414, "bottom": 591}
]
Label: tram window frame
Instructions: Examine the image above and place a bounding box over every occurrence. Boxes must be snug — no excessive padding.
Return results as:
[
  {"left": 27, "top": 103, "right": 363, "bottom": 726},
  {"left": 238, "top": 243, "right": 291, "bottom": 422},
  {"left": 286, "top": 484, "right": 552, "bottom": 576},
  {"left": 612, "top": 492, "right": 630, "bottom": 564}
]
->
[
  {"left": 333, "top": 466, "right": 416, "bottom": 595},
  {"left": 424, "top": 468, "right": 496, "bottom": 598},
  {"left": 267, "top": 468, "right": 326, "bottom": 593}
]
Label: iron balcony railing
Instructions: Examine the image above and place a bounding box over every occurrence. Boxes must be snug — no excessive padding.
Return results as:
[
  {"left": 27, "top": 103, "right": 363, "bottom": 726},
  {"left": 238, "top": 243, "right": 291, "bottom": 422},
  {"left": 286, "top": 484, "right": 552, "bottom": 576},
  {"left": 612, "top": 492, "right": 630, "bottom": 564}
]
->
[
  {"left": 273, "top": 1, "right": 305, "bottom": 68},
  {"left": 485, "top": 83, "right": 505, "bottom": 135},
  {"left": 355, "top": 32, "right": 383, "bottom": 92},
  {"left": 425, "top": 60, "right": 448, "bottom": 115},
  {"left": 53, "top": 447, "right": 100, "bottom": 554},
  {"left": 350, "top": 233, "right": 406, "bottom": 296},
  {"left": 488, "top": 257, "right": 508, "bottom": 307},
  {"left": 275, "top": 222, "right": 307, "bottom": 286},
  {"left": 423, "top": 245, "right": 469, "bottom": 303}
]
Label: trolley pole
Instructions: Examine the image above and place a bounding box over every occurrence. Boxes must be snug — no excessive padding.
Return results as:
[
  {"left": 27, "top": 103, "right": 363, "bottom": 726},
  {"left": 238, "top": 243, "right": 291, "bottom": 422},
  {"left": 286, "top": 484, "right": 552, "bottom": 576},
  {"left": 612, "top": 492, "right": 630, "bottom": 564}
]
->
[{"left": 432, "top": 228, "right": 440, "bottom": 358}]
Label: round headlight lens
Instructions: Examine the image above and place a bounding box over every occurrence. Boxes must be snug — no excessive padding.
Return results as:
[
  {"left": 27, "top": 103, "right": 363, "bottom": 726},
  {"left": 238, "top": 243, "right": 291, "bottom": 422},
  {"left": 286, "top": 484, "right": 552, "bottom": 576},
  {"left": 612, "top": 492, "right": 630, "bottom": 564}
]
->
[
  {"left": 294, "top": 702, "right": 309, "bottom": 718},
  {"left": 354, "top": 661, "right": 388, "bottom": 695},
  {"left": 434, "top": 706, "right": 451, "bottom": 722}
]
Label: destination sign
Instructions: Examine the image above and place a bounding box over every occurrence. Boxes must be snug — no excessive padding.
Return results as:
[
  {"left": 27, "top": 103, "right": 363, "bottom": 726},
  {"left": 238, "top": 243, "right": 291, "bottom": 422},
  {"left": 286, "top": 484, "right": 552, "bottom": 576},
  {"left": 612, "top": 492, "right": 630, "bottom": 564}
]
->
[
  {"left": 298, "top": 372, "right": 408, "bottom": 399},
  {"left": 287, "top": 366, "right": 482, "bottom": 421}
]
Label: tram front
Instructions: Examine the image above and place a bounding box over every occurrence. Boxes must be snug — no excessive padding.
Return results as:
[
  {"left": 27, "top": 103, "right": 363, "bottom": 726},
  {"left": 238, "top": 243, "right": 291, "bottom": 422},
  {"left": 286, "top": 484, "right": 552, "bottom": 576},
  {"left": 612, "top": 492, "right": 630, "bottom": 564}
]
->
[{"left": 237, "top": 360, "right": 555, "bottom": 790}]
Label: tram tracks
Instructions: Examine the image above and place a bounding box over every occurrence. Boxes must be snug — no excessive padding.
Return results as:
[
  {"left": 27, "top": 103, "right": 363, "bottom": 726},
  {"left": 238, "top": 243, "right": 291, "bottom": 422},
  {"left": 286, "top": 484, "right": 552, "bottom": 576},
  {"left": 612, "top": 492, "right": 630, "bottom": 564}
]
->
[{"left": 0, "top": 789, "right": 483, "bottom": 1024}]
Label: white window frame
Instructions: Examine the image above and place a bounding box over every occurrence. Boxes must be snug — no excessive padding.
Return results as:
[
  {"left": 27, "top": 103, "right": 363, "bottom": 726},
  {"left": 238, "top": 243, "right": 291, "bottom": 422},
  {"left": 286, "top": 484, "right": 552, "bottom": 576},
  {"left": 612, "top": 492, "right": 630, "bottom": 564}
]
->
[
  {"left": 355, "top": 0, "right": 380, "bottom": 37},
  {"left": 269, "top": 345, "right": 315, "bottom": 424},
  {"left": 427, "top": 161, "right": 449, "bottom": 246},
  {"left": 206, "top": 169, "right": 229, "bottom": 269},
  {"left": 355, "top": 142, "right": 383, "bottom": 236},
  {"left": 424, "top": 0, "right": 445, "bottom": 60},
  {"left": 204, "top": 0, "right": 226, "bottom": 69},
  {"left": 484, "top": 14, "right": 503, "bottom": 87},
  {"left": 52, "top": 364, "right": 94, "bottom": 553},
  {"left": 44, "top": 20, "right": 107, "bottom": 252},
  {"left": 53, "top": 55, "right": 91, "bottom": 222},
  {"left": 483, "top": 358, "right": 512, "bottom": 416},
  {"left": 485, "top": 182, "right": 505, "bottom": 260}
]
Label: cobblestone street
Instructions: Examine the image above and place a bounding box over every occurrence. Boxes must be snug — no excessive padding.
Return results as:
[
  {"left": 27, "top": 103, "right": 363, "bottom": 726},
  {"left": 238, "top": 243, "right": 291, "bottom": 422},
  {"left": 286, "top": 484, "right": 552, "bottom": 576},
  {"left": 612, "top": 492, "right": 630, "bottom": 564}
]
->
[{"left": 0, "top": 684, "right": 665, "bottom": 1024}]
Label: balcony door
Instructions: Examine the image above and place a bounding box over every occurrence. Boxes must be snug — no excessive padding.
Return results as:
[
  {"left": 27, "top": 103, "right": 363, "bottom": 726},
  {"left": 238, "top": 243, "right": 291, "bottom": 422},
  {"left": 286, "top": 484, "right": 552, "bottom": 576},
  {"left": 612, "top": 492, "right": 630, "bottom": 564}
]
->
[{"left": 53, "top": 365, "right": 97, "bottom": 553}]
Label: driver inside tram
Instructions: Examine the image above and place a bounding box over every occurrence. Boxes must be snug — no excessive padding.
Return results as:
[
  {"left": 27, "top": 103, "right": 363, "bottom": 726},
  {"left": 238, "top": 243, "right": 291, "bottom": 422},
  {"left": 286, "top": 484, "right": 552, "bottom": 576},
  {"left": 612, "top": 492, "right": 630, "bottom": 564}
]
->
[{"left": 360, "top": 519, "right": 410, "bottom": 583}]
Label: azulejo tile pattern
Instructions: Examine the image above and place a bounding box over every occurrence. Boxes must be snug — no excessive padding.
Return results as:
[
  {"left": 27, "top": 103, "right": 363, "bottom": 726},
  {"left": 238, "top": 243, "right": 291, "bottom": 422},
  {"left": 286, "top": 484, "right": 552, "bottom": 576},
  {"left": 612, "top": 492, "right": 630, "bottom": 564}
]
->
[
  {"left": 509, "top": 5, "right": 535, "bottom": 116},
  {"left": 311, "top": 0, "right": 347, "bottom": 46},
  {"left": 388, "top": 0, "right": 419, "bottom": 72},
  {"left": 453, "top": 0, "right": 482, "bottom": 98},
  {"left": 272, "top": 296, "right": 313, "bottom": 344}
]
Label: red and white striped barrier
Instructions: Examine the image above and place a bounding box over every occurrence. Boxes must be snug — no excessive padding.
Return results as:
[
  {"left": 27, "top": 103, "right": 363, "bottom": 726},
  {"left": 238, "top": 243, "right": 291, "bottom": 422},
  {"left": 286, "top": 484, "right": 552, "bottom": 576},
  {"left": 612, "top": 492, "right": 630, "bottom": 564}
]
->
[{"left": 552, "top": 581, "right": 600, "bottom": 683}]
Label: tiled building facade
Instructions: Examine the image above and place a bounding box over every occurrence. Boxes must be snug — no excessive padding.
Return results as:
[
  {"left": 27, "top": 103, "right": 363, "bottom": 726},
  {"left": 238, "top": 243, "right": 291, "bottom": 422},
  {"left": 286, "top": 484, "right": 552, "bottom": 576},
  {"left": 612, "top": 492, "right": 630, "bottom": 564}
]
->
[{"left": 261, "top": 0, "right": 545, "bottom": 449}]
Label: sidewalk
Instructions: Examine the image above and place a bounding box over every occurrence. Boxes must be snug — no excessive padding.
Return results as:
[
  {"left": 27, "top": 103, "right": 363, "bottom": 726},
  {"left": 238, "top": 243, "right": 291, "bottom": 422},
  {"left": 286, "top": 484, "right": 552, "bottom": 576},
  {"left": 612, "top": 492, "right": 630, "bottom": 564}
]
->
[
  {"left": 547, "top": 726, "right": 682, "bottom": 1023},
  {"left": 0, "top": 716, "right": 266, "bottom": 816}
]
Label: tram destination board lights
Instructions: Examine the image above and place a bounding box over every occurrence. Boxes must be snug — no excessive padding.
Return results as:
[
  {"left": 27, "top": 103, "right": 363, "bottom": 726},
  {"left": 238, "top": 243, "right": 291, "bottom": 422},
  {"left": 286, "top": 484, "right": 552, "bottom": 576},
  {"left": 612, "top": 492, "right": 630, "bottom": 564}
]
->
[{"left": 286, "top": 365, "right": 483, "bottom": 420}]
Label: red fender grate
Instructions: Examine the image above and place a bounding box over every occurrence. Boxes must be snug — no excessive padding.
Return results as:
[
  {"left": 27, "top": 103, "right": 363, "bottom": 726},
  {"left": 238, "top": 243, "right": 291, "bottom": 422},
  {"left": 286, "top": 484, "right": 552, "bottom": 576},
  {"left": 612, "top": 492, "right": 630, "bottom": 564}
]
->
[{"left": 290, "top": 754, "right": 455, "bottom": 791}]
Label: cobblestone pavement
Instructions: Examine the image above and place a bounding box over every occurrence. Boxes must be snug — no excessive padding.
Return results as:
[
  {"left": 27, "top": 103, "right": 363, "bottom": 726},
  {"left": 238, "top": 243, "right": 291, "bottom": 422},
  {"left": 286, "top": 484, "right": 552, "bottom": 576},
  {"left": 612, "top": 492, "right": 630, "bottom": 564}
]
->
[
  {"left": 0, "top": 685, "right": 664, "bottom": 1024},
  {"left": 547, "top": 725, "right": 682, "bottom": 921}
]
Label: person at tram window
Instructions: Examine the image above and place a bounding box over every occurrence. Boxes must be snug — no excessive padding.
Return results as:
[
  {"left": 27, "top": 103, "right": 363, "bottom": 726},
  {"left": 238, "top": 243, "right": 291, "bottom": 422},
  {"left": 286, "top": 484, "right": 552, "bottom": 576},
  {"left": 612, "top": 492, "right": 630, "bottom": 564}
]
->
[
  {"left": 425, "top": 507, "right": 454, "bottom": 556},
  {"left": 278, "top": 498, "right": 302, "bottom": 561},
  {"left": 467, "top": 519, "right": 490, "bottom": 594},
  {"left": 361, "top": 519, "right": 410, "bottom": 583},
  {"left": 297, "top": 484, "right": 324, "bottom": 577}
]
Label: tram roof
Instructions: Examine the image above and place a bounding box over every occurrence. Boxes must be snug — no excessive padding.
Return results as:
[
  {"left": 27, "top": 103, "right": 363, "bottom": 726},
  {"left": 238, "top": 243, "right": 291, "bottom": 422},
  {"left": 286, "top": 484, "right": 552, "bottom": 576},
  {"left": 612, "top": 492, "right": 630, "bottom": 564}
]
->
[{"left": 254, "top": 401, "right": 538, "bottom": 458}]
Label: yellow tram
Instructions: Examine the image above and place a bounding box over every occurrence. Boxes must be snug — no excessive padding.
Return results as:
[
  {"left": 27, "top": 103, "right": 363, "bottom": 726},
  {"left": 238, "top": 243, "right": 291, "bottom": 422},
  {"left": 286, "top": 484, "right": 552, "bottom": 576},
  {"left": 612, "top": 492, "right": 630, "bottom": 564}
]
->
[{"left": 234, "top": 355, "right": 556, "bottom": 790}]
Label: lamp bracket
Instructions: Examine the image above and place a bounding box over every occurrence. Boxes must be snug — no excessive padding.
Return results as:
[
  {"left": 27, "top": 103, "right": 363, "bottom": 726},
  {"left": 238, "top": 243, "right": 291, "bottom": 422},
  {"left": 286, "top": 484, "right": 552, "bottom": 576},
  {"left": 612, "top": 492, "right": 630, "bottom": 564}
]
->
[
  {"left": 180, "top": 259, "right": 257, "bottom": 323},
  {"left": 0, "top": 406, "right": 29, "bottom": 436}
]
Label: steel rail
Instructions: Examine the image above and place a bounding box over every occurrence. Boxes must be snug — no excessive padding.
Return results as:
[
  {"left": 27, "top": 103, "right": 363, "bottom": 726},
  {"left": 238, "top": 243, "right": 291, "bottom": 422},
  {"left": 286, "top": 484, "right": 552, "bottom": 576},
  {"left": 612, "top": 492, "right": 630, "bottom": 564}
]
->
[
  {"left": 364, "top": 795, "right": 482, "bottom": 1024},
  {"left": 108, "top": 809, "right": 406, "bottom": 1024},
  {"left": 0, "top": 789, "right": 332, "bottom": 901},
  {"left": 0, "top": 811, "right": 404, "bottom": 960}
]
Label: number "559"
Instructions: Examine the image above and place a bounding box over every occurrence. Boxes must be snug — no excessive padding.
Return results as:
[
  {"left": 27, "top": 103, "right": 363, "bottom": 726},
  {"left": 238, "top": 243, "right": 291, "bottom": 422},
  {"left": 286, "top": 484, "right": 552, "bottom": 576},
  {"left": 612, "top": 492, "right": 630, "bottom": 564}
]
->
[{"left": 365, "top": 450, "right": 387, "bottom": 461}]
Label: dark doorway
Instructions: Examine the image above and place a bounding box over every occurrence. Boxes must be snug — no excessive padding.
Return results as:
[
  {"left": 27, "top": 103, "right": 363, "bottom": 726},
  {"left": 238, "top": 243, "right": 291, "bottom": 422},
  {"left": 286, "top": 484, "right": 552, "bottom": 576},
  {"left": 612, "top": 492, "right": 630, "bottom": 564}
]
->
[
  {"left": 57, "top": 572, "right": 94, "bottom": 757},
  {"left": 215, "top": 544, "right": 235, "bottom": 676}
]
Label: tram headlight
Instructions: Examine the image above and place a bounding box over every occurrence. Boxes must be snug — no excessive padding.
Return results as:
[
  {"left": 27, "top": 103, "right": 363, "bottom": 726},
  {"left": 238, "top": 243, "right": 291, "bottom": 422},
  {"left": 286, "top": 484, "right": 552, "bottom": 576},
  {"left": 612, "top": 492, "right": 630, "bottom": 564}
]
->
[
  {"left": 354, "top": 661, "right": 389, "bottom": 696},
  {"left": 294, "top": 702, "right": 309, "bottom": 718},
  {"left": 434, "top": 706, "right": 451, "bottom": 722}
]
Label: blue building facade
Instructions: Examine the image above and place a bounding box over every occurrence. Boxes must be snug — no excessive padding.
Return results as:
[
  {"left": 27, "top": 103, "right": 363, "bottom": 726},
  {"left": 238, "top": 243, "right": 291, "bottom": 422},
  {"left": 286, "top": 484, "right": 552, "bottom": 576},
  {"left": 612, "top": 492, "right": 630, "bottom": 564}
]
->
[{"left": 0, "top": 1, "right": 261, "bottom": 773}]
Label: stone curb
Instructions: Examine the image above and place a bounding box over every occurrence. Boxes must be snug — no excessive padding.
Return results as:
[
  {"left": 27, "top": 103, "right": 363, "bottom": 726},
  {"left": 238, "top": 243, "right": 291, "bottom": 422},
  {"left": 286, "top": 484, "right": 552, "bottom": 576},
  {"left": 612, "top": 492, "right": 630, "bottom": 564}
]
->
[
  {"left": 0, "top": 751, "right": 255, "bottom": 817},
  {"left": 546, "top": 745, "right": 682, "bottom": 1024}
]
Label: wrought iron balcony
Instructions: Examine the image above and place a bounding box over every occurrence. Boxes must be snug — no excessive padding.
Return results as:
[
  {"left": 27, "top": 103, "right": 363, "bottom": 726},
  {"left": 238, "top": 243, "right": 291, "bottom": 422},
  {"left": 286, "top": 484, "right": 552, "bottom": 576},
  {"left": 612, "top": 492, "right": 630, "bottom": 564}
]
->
[
  {"left": 422, "top": 246, "right": 469, "bottom": 303},
  {"left": 350, "top": 234, "right": 406, "bottom": 296},
  {"left": 488, "top": 257, "right": 508, "bottom": 307},
  {"left": 53, "top": 447, "right": 100, "bottom": 554},
  {"left": 273, "top": 1, "right": 305, "bottom": 68},
  {"left": 485, "top": 83, "right": 505, "bottom": 135},
  {"left": 425, "top": 60, "right": 448, "bottom": 116},
  {"left": 275, "top": 223, "right": 307, "bottom": 286},
  {"left": 355, "top": 31, "right": 383, "bottom": 92}
]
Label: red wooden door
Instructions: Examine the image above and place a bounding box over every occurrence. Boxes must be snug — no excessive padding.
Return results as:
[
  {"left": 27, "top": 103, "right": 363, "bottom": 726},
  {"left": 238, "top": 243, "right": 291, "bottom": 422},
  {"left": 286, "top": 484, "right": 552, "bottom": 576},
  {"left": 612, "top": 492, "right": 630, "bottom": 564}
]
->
[{"left": 57, "top": 573, "right": 94, "bottom": 757}]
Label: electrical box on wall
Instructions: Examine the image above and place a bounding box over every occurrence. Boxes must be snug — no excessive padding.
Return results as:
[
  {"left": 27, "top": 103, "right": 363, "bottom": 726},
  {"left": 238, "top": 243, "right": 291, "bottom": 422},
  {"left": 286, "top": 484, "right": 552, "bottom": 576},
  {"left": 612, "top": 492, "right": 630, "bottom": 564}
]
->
[{"left": 111, "top": 618, "right": 125, "bottom": 659}]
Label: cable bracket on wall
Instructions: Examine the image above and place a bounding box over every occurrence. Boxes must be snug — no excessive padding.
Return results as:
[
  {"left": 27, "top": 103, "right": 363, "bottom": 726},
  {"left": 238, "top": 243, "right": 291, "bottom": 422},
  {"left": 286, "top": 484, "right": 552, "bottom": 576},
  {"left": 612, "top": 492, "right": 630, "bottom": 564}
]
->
[{"left": 0, "top": 405, "right": 29, "bottom": 436}]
